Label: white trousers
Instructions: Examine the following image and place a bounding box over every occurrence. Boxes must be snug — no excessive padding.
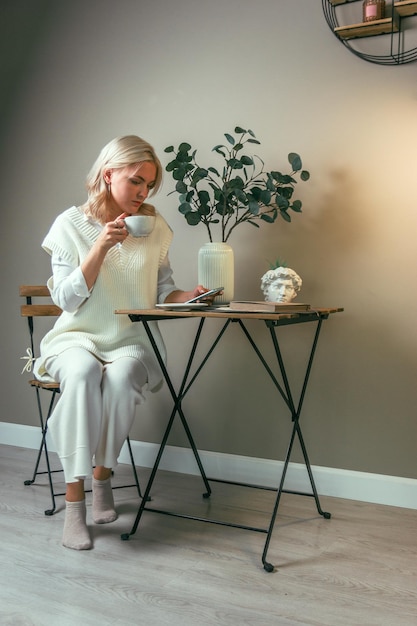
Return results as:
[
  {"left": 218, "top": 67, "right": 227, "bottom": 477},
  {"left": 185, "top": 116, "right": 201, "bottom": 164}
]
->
[{"left": 46, "top": 347, "right": 147, "bottom": 483}]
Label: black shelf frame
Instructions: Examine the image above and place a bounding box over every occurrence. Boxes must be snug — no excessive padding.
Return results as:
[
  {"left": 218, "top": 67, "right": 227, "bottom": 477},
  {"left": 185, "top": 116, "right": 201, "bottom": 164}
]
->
[{"left": 322, "top": 0, "right": 417, "bottom": 65}]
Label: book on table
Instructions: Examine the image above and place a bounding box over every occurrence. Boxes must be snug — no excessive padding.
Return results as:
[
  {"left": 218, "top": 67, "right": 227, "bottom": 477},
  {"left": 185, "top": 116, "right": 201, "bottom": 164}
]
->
[{"left": 227, "top": 300, "right": 311, "bottom": 312}]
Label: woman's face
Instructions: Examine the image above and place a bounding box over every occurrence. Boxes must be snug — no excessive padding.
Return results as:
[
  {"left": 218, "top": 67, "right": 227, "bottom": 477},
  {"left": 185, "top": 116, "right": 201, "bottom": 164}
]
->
[{"left": 105, "top": 162, "right": 157, "bottom": 217}]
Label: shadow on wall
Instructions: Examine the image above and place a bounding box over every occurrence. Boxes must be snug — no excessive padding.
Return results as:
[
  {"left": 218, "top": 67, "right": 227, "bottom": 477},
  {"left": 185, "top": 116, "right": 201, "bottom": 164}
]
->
[
  {"left": 0, "top": 1, "right": 57, "bottom": 150},
  {"left": 279, "top": 165, "right": 372, "bottom": 299},
  {"left": 302, "top": 305, "right": 417, "bottom": 477},
  {"left": 232, "top": 165, "right": 371, "bottom": 303}
]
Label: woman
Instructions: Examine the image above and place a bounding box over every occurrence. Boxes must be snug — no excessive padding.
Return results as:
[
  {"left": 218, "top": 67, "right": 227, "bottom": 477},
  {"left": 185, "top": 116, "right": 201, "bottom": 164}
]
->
[{"left": 35, "top": 135, "right": 211, "bottom": 550}]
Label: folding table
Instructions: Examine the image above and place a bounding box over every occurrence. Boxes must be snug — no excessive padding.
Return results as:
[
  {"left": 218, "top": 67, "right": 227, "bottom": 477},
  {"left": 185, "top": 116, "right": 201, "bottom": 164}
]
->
[{"left": 116, "top": 306, "right": 343, "bottom": 571}]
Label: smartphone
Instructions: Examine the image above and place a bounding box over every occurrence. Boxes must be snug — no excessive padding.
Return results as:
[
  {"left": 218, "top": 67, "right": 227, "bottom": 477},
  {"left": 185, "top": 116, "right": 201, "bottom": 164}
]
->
[{"left": 185, "top": 287, "right": 224, "bottom": 304}]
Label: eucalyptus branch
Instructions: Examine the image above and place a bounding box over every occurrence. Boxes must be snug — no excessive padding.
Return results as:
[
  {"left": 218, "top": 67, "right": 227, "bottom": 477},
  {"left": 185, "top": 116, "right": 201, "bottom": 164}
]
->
[{"left": 164, "top": 127, "right": 310, "bottom": 243}]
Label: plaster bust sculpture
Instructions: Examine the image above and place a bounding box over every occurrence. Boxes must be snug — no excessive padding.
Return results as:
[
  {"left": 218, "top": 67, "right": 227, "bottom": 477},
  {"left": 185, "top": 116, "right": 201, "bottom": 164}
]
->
[{"left": 260, "top": 267, "right": 302, "bottom": 303}]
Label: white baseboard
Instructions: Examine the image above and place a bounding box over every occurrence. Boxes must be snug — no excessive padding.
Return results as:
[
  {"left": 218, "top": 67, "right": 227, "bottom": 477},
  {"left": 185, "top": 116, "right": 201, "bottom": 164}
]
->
[{"left": 1, "top": 421, "right": 416, "bottom": 510}]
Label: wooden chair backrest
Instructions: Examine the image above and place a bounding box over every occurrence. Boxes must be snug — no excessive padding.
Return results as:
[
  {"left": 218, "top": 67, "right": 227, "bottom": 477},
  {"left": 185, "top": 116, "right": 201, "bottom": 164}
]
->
[
  {"left": 19, "top": 285, "right": 62, "bottom": 387},
  {"left": 19, "top": 285, "right": 62, "bottom": 318}
]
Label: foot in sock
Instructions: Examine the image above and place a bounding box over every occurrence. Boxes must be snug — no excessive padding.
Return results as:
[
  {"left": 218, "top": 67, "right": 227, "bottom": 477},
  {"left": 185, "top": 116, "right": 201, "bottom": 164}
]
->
[
  {"left": 92, "top": 477, "right": 117, "bottom": 524},
  {"left": 62, "top": 500, "right": 92, "bottom": 550}
]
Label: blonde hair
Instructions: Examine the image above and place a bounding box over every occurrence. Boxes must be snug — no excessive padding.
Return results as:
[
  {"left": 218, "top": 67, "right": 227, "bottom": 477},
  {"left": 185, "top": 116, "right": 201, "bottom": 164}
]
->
[{"left": 84, "top": 135, "right": 163, "bottom": 222}]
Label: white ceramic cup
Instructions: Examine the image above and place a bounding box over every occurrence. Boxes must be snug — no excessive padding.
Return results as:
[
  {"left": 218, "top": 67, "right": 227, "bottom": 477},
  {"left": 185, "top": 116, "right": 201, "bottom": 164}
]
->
[{"left": 124, "top": 215, "right": 156, "bottom": 237}]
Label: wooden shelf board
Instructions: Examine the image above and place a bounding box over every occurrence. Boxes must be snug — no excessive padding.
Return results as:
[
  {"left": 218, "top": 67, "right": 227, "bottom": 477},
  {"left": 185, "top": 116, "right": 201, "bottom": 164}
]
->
[
  {"left": 394, "top": 1, "right": 417, "bottom": 17},
  {"left": 335, "top": 17, "right": 399, "bottom": 39},
  {"left": 329, "top": 0, "right": 360, "bottom": 5}
]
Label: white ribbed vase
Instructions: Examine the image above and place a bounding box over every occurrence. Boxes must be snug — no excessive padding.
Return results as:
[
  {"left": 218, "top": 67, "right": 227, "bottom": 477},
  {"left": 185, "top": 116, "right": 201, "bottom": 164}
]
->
[{"left": 198, "top": 242, "right": 234, "bottom": 304}]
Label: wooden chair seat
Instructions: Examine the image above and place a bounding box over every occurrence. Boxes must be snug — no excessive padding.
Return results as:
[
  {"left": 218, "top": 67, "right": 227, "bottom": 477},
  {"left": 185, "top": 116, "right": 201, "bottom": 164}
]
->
[{"left": 29, "top": 379, "right": 60, "bottom": 390}]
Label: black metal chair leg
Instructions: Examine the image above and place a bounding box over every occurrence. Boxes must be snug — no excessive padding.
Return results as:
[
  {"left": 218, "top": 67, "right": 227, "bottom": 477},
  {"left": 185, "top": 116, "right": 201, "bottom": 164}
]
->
[
  {"left": 126, "top": 436, "right": 143, "bottom": 499},
  {"left": 23, "top": 387, "right": 62, "bottom": 515}
]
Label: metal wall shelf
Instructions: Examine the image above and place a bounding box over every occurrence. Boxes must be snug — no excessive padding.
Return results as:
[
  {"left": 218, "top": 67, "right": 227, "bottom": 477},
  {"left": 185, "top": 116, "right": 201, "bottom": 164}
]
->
[{"left": 323, "top": 0, "right": 417, "bottom": 64}]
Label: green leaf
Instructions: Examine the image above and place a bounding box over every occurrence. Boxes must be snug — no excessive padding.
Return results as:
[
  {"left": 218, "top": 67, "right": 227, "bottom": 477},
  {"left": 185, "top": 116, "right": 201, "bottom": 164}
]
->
[
  {"left": 227, "top": 158, "right": 243, "bottom": 169},
  {"left": 175, "top": 181, "right": 188, "bottom": 193},
  {"left": 211, "top": 185, "right": 223, "bottom": 201},
  {"left": 178, "top": 142, "right": 192, "bottom": 152},
  {"left": 249, "top": 186, "right": 262, "bottom": 201},
  {"left": 234, "top": 189, "right": 248, "bottom": 204},
  {"left": 240, "top": 155, "right": 254, "bottom": 166},
  {"left": 215, "top": 200, "right": 232, "bottom": 216},
  {"left": 261, "top": 213, "right": 276, "bottom": 224},
  {"left": 235, "top": 126, "right": 247, "bottom": 134},
  {"left": 213, "top": 146, "right": 227, "bottom": 158},
  {"left": 260, "top": 189, "right": 271, "bottom": 204},
  {"left": 191, "top": 167, "right": 208, "bottom": 186},
  {"left": 185, "top": 212, "right": 202, "bottom": 226},
  {"left": 301, "top": 170, "right": 310, "bottom": 181},
  {"left": 225, "top": 133, "right": 235, "bottom": 145},
  {"left": 288, "top": 153, "right": 302, "bottom": 171},
  {"left": 173, "top": 167, "right": 186, "bottom": 181},
  {"left": 276, "top": 194, "right": 289, "bottom": 210},
  {"left": 226, "top": 176, "right": 245, "bottom": 190},
  {"left": 273, "top": 173, "right": 295, "bottom": 185},
  {"left": 280, "top": 186, "right": 294, "bottom": 200},
  {"left": 270, "top": 171, "right": 287, "bottom": 184},
  {"left": 199, "top": 206, "right": 211, "bottom": 216},
  {"left": 197, "top": 189, "right": 210, "bottom": 206},
  {"left": 165, "top": 159, "right": 177, "bottom": 172},
  {"left": 208, "top": 166, "right": 220, "bottom": 176},
  {"left": 179, "top": 202, "right": 192, "bottom": 214},
  {"left": 176, "top": 151, "right": 193, "bottom": 164},
  {"left": 247, "top": 138, "right": 261, "bottom": 144},
  {"left": 291, "top": 200, "right": 302, "bottom": 212},
  {"left": 266, "top": 177, "right": 275, "bottom": 192},
  {"left": 280, "top": 210, "right": 291, "bottom": 222},
  {"left": 164, "top": 146, "right": 174, "bottom": 153}
]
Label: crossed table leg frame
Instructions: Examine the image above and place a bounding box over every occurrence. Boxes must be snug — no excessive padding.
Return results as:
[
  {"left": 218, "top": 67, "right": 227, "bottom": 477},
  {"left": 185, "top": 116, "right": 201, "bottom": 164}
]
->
[{"left": 121, "top": 313, "right": 331, "bottom": 572}]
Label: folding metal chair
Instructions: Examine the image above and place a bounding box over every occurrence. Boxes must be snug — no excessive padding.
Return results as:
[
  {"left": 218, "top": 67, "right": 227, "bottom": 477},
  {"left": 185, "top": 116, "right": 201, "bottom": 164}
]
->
[{"left": 19, "top": 284, "right": 142, "bottom": 515}]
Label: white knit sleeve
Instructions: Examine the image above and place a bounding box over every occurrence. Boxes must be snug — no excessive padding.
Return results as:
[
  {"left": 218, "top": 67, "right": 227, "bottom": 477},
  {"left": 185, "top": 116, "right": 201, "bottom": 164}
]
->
[
  {"left": 48, "top": 255, "right": 90, "bottom": 312},
  {"left": 157, "top": 254, "right": 179, "bottom": 303}
]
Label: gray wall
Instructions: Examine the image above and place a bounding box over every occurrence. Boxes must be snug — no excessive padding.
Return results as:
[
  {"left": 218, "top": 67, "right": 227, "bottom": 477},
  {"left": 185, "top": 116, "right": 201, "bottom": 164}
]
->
[{"left": 2, "top": 0, "right": 416, "bottom": 480}]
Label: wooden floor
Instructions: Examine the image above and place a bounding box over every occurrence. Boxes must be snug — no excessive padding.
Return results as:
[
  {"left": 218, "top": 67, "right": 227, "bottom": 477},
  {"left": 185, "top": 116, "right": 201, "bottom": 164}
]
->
[{"left": 1, "top": 444, "right": 416, "bottom": 626}]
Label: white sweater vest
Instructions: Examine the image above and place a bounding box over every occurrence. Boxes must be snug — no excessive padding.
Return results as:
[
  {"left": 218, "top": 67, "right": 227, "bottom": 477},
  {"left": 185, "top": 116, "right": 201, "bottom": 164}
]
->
[{"left": 35, "top": 206, "right": 173, "bottom": 389}]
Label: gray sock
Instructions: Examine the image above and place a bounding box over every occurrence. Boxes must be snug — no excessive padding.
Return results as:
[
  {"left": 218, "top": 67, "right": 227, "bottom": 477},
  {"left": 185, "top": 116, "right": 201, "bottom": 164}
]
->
[
  {"left": 62, "top": 500, "right": 92, "bottom": 550},
  {"left": 92, "top": 477, "right": 117, "bottom": 524}
]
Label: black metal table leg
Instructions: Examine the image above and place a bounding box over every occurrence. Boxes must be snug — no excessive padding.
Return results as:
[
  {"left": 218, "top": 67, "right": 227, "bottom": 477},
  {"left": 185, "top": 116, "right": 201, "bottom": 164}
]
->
[
  {"left": 259, "top": 317, "right": 331, "bottom": 570},
  {"left": 121, "top": 311, "right": 334, "bottom": 572},
  {"left": 234, "top": 317, "right": 331, "bottom": 570},
  {"left": 122, "top": 317, "right": 218, "bottom": 540}
]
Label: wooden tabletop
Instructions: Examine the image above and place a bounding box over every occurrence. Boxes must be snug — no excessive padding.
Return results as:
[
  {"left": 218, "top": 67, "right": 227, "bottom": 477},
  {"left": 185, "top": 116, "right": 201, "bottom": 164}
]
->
[{"left": 115, "top": 306, "right": 344, "bottom": 322}]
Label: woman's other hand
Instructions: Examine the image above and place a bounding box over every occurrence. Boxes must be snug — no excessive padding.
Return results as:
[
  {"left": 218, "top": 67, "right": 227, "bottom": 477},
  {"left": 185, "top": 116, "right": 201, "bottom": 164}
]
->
[{"left": 164, "top": 285, "right": 222, "bottom": 305}]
